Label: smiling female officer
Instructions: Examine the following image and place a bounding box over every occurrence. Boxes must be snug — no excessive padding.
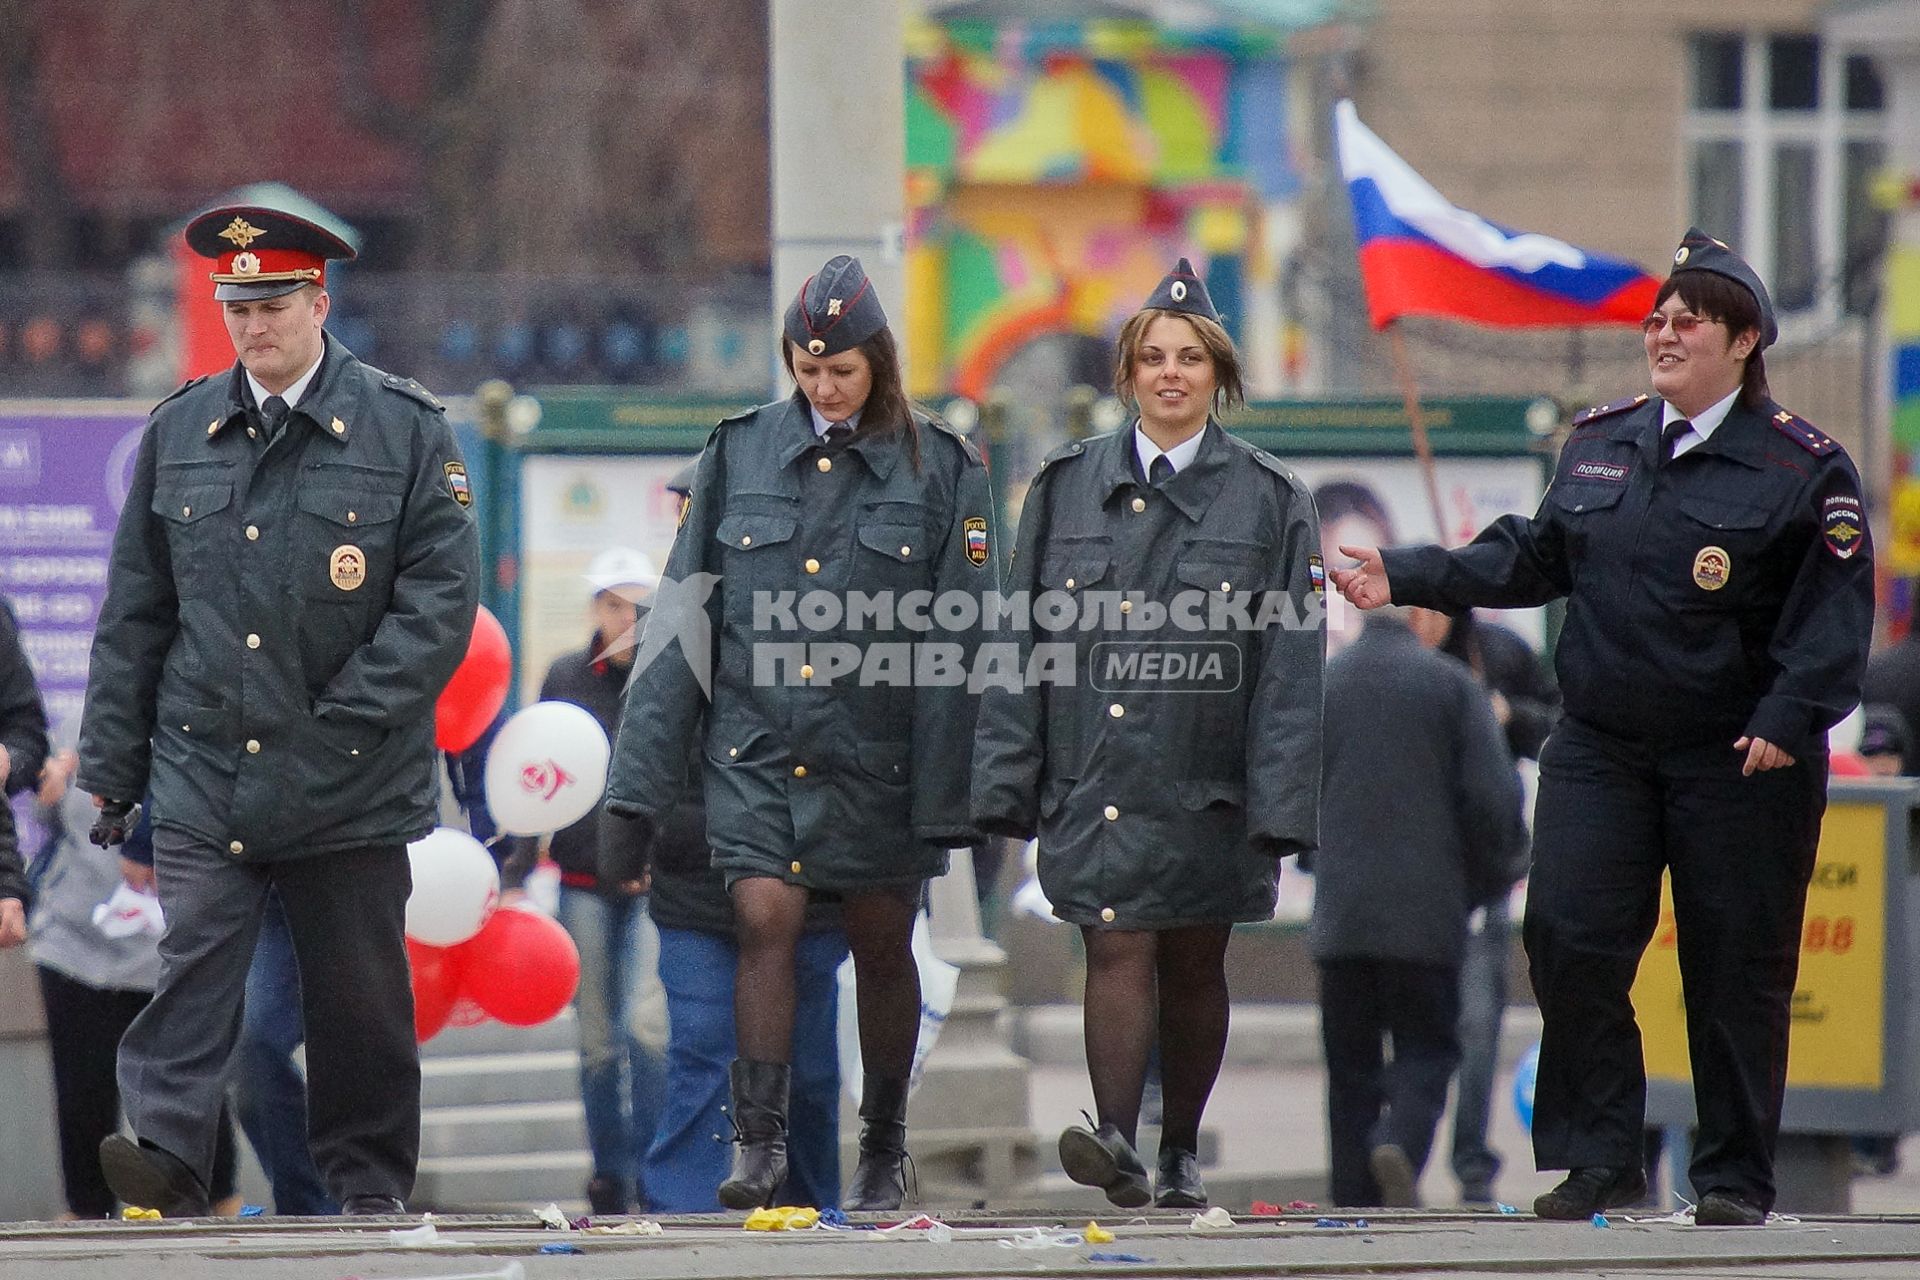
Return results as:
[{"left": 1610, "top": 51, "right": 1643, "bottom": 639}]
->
[
  {"left": 973, "top": 260, "right": 1325, "bottom": 1210},
  {"left": 604, "top": 257, "right": 997, "bottom": 1212},
  {"left": 1333, "top": 229, "right": 1874, "bottom": 1225}
]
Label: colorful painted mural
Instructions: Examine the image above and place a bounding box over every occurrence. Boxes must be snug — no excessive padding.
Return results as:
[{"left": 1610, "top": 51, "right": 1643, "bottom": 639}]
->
[{"left": 904, "top": 18, "right": 1315, "bottom": 400}]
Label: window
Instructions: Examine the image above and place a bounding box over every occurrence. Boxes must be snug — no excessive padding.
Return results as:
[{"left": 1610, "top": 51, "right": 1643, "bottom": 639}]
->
[{"left": 1685, "top": 32, "right": 1887, "bottom": 322}]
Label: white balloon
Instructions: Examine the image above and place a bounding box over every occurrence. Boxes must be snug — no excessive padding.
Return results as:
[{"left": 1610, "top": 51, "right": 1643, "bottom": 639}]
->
[
  {"left": 405, "top": 827, "right": 500, "bottom": 945},
  {"left": 484, "top": 700, "right": 612, "bottom": 836}
]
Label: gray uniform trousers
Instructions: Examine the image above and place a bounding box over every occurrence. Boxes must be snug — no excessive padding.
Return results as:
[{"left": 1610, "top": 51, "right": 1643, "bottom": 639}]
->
[{"left": 117, "top": 827, "right": 418, "bottom": 1201}]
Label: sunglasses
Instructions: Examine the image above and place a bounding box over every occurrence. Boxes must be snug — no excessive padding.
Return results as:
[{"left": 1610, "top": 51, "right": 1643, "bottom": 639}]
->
[{"left": 1640, "top": 311, "right": 1719, "bottom": 336}]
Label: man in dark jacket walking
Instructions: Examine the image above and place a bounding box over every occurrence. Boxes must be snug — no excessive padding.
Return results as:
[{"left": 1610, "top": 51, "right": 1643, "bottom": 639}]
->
[
  {"left": 1313, "top": 605, "right": 1525, "bottom": 1207},
  {"left": 76, "top": 204, "right": 478, "bottom": 1217}
]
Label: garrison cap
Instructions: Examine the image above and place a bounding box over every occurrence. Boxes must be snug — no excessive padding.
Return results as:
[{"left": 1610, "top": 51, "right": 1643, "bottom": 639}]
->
[
  {"left": 1140, "top": 257, "right": 1221, "bottom": 324},
  {"left": 1669, "top": 226, "right": 1776, "bottom": 350},
  {"left": 783, "top": 255, "right": 888, "bottom": 357},
  {"left": 184, "top": 205, "right": 356, "bottom": 301}
]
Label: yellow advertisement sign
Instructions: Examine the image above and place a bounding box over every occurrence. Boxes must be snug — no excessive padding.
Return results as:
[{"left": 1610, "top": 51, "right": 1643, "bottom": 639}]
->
[{"left": 1631, "top": 799, "right": 1886, "bottom": 1090}]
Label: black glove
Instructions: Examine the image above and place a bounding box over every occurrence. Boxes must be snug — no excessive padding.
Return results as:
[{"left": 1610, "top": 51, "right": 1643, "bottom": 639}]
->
[{"left": 89, "top": 799, "right": 141, "bottom": 848}]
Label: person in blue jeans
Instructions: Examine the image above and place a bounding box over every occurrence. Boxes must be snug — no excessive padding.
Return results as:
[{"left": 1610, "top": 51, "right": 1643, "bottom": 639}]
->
[
  {"left": 232, "top": 710, "right": 508, "bottom": 1215},
  {"left": 510, "top": 548, "right": 668, "bottom": 1214}
]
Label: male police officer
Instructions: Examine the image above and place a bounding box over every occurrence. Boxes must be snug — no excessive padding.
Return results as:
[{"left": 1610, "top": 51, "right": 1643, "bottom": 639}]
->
[{"left": 77, "top": 205, "right": 479, "bottom": 1216}]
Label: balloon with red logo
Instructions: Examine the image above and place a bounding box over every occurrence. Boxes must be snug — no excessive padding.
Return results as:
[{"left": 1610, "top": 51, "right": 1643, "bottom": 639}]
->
[
  {"left": 407, "top": 937, "right": 465, "bottom": 1043},
  {"left": 454, "top": 903, "right": 581, "bottom": 1026},
  {"left": 436, "top": 606, "right": 512, "bottom": 753},
  {"left": 483, "top": 700, "right": 611, "bottom": 835}
]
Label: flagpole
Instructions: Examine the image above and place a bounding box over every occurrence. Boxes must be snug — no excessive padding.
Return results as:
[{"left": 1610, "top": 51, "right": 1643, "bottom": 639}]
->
[{"left": 1386, "top": 321, "right": 1447, "bottom": 544}]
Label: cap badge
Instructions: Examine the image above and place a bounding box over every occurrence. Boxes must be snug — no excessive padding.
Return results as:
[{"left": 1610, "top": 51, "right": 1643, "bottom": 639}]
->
[
  {"left": 1692, "top": 545, "right": 1730, "bottom": 591},
  {"left": 1170, "top": 280, "right": 1188, "bottom": 302},
  {"left": 826, "top": 297, "right": 843, "bottom": 317},
  {"left": 232, "top": 252, "right": 260, "bottom": 276},
  {"left": 807, "top": 338, "right": 826, "bottom": 356},
  {"left": 218, "top": 216, "right": 266, "bottom": 249},
  {"left": 1673, "top": 245, "right": 1690, "bottom": 265}
]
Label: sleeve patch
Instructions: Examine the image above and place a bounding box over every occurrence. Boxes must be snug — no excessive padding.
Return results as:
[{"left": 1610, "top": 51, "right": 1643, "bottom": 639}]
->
[
  {"left": 964, "top": 516, "right": 990, "bottom": 567},
  {"left": 443, "top": 460, "right": 471, "bottom": 507},
  {"left": 1308, "top": 553, "right": 1326, "bottom": 595},
  {"left": 1823, "top": 494, "right": 1864, "bottom": 559}
]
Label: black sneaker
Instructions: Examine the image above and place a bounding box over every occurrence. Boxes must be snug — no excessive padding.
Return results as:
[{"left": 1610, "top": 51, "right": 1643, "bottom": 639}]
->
[
  {"left": 1693, "top": 1189, "right": 1765, "bottom": 1226},
  {"left": 1533, "top": 1166, "right": 1647, "bottom": 1220},
  {"left": 99, "top": 1135, "right": 211, "bottom": 1218}
]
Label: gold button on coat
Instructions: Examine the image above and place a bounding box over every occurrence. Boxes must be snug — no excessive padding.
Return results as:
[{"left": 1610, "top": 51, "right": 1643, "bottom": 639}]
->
[
  {"left": 229, "top": 840, "right": 245, "bottom": 855},
  {"left": 900, "top": 545, "right": 912, "bottom": 557},
  {"left": 246, "top": 633, "right": 261, "bottom": 649},
  {"left": 790, "top": 861, "right": 803, "bottom": 874},
  {"left": 805, "top": 558, "right": 821, "bottom": 574},
  {"left": 1100, "top": 907, "right": 1116, "bottom": 923},
  {"left": 817, "top": 457, "right": 832, "bottom": 473},
  {"left": 1103, "top": 805, "right": 1119, "bottom": 821},
  {"left": 246, "top": 525, "right": 259, "bottom": 540},
  {"left": 728, "top": 747, "right": 739, "bottom": 758},
  {"left": 800, "top": 664, "right": 814, "bottom": 679},
  {"left": 1120, "top": 600, "right": 1133, "bottom": 614},
  {"left": 1131, "top": 497, "right": 1147, "bottom": 513},
  {"left": 793, "top": 765, "right": 808, "bottom": 778},
  {"left": 1109, "top": 703, "right": 1124, "bottom": 718},
  {"left": 246, "top": 739, "right": 260, "bottom": 754},
  {"left": 740, "top": 535, "right": 753, "bottom": 546}
]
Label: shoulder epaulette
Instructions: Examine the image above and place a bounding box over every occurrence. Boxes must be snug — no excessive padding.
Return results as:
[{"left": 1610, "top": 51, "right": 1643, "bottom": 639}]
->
[
  {"left": 380, "top": 375, "right": 445, "bottom": 412},
  {"left": 1571, "top": 393, "right": 1649, "bottom": 429},
  {"left": 916, "top": 411, "right": 985, "bottom": 465},
  {"left": 1035, "top": 436, "right": 1089, "bottom": 475},
  {"left": 715, "top": 405, "right": 758, "bottom": 428},
  {"left": 1223, "top": 431, "right": 1306, "bottom": 487},
  {"left": 151, "top": 374, "right": 210, "bottom": 413},
  {"left": 1768, "top": 407, "right": 1839, "bottom": 456}
]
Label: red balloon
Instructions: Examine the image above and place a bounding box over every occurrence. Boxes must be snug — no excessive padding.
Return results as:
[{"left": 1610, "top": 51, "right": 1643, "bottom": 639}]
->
[
  {"left": 453, "top": 904, "right": 580, "bottom": 1027},
  {"left": 1830, "top": 751, "right": 1871, "bottom": 777},
  {"left": 436, "top": 606, "right": 511, "bottom": 752},
  {"left": 407, "top": 938, "right": 465, "bottom": 1043}
]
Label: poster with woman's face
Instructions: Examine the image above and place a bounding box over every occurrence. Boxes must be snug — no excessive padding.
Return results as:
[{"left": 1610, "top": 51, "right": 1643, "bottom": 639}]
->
[{"left": 1288, "top": 456, "right": 1549, "bottom": 654}]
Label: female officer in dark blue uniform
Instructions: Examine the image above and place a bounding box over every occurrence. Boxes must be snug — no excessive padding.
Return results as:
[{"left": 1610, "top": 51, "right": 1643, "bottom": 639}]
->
[
  {"left": 604, "top": 257, "right": 997, "bottom": 1212},
  {"left": 973, "top": 261, "right": 1325, "bottom": 1209},
  {"left": 1334, "top": 229, "right": 1874, "bottom": 1226}
]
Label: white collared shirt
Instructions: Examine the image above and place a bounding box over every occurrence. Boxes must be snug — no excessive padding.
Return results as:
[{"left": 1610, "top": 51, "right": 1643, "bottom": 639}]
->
[
  {"left": 246, "top": 347, "right": 324, "bottom": 414},
  {"left": 1133, "top": 423, "right": 1206, "bottom": 479},
  {"left": 809, "top": 405, "right": 863, "bottom": 439},
  {"left": 1662, "top": 387, "right": 1740, "bottom": 459}
]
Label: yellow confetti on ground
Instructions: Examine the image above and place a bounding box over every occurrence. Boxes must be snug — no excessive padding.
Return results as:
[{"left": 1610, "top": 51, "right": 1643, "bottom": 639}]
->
[
  {"left": 742, "top": 1206, "right": 820, "bottom": 1231},
  {"left": 1084, "top": 1222, "right": 1115, "bottom": 1243},
  {"left": 121, "top": 1207, "right": 161, "bottom": 1221}
]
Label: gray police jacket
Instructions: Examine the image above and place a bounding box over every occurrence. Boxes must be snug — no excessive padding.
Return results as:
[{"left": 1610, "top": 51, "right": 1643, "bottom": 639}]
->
[
  {"left": 604, "top": 395, "right": 999, "bottom": 890},
  {"left": 76, "top": 336, "right": 479, "bottom": 861},
  {"left": 972, "top": 423, "right": 1324, "bottom": 929}
]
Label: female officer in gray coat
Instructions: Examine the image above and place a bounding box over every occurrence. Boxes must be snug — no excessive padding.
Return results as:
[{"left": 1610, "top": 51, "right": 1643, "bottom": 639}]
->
[
  {"left": 605, "top": 257, "right": 998, "bottom": 1212},
  {"left": 973, "top": 261, "right": 1325, "bottom": 1209}
]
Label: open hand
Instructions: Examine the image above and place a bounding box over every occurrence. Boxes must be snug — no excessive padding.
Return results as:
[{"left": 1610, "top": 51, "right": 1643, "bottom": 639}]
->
[{"left": 1329, "top": 545, "right": 1393, "bottom": 610}]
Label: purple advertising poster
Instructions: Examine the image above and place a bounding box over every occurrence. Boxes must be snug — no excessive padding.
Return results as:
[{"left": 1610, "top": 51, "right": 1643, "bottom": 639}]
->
[{"left": 0, "top": 404, "right": 149, "bottom": 847}]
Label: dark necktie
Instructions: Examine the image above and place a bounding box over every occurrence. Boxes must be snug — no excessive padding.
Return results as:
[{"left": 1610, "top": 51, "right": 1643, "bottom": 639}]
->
[
  {"left": 261, "top": 394, "right": 290, "bottom": 437},
  {"left": 823, "top": 423, "right": 854, "bottom": 447},
  {"left": 1148, "top": 454, "right": 1174, "bottom": 488},
  {"left": 1660, "top": 419, "right": 1691, "bottom": 466}
]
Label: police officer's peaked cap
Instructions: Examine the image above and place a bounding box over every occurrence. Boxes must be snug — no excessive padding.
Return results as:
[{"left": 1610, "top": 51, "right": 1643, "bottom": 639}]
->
[
  {"left": 1668, "top": 227, "right": 1777, "bottom": 350},
  {"left": 1140, "top": 257, "right": 1221, "bottom": 324},
  {"left": 184, "top": 205, "right": 357, "bottom": 301},
  {"left": 783, "top": 255, "right": 889, "bottom": 357}
]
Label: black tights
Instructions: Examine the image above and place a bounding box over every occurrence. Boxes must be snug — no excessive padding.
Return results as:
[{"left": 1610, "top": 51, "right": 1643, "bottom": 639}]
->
[
  {"left": 732, "top": 878, "right": 921, "bottom": 1078},
  {"left": 1080, "top": 924, "right": 1232, "bottom": 1153}
]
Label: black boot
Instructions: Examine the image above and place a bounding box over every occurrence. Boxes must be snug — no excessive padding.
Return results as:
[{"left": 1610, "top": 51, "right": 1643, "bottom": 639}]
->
[
  {"left": 718, "top": 1058, "right": 790, "bottom": 1210},
  {"left": 842, "top": 1074, "right": 911, "bottom": 1211}
]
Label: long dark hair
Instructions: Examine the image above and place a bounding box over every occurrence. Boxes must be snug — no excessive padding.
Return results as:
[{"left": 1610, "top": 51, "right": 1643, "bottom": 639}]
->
[
  {"left": 1656, "top": 272, "right": 1770, "bottom": 411},
  {"left": 782, "top": 326, "right": 922, "bottom": 471}
]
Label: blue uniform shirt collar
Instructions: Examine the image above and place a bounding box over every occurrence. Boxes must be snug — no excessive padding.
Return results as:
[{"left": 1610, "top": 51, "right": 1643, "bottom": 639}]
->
[
  {"left": 809, "top": 403, "right": 863, "bottom": 438},
  {"left": 776, "top": 394, "right": 897, "bottom": 481},
  {"left": 1097, "top": 420, "right": 1232, "bottom": 521},
  {"left": 1132, "top": 422, "right": 1206, "bottom": 478}
]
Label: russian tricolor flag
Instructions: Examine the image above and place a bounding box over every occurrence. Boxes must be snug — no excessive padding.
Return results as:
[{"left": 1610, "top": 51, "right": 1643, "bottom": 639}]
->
[{"left": 1335, "top": 100, "right": 1658, "bottom": 330}]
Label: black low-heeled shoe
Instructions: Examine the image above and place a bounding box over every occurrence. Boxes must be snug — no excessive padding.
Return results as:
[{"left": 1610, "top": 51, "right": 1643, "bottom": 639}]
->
[
  {"left": 1058, "top": 1115, "right": 1151, "bottom": 1209},
  {"left": 99, "top": 1134, "right": 211, "bottom": 1218},
  {"left": 1152, "top": 1146, "right": 1208, "bottom": 1209},
  {"left": 1533, "top": 1165, "right": 1647, "bottom": 1220}
]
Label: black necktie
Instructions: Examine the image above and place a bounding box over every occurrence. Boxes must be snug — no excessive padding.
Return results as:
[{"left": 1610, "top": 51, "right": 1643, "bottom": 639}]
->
[
  {"left": 823, "top": 423, "right": 854, "bottom": 447},
  {"left": 1660, "top": 419, "right": 1691, "bottom": 465},
  {"left": 1148, "top": 455, "right": 1174, "bottom": 488},
  {"left": 261, "top": 395, "right": 289, "bottom": 435}
]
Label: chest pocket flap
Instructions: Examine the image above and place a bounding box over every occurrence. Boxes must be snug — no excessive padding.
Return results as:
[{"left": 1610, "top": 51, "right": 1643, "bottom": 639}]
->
[
  {"left": 1039, "top": 553, "right": 1111, "bottom": 592},
  {"left": 1174, "top": 557, "right": 1257, "bottom": 595},
  {"left": 1678, "top": 496, "right": 1771, "bottom": 532},
  {"left": 856, "top": 522, "right": 926, "bottom": 564},
  {"left": 716, "top": 512, "right": 797, "bottom": 551},
  {"left": 296, "top": 490, "right": 404, "bottom": 529},
  {"left": 1548, "top": 483, "right": 1627, "bottom": 516},
  {"left": 154, "top": 482, "right": 233, "bottom": 525}
]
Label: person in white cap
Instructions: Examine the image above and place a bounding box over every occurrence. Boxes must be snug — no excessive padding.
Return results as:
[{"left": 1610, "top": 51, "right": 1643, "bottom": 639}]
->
[{"left": 512, "top": 546, "right": 667, "bottom": 1214}]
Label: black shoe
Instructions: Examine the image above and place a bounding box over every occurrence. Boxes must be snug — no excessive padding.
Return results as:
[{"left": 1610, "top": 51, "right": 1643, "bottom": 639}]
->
[
  {"left": 1058, "top": 1118, "right": 1151, "bottom": 1209},
  {"left": 1152, "top": 1146, "right": 1208, "bottom": 1209},
  {"left": 99, "top": 1135, "right": 210, "bottom": 1218},
  {"left": 340, "top": 1194, "right": 406, "bottom": 1216},
  {"left": 585, "top": 1175, "right": 629, "bottom": 1216},
  {"left": 1460, "top": 1180, "right": 1494, "bottom": 1206},
  {"left": 843, "top": 1074, "right": 911, "bottom": 1212},
  {"left": 1694, "top": 1189, "right": 1766, "bottom": 1226},
  {"left": 1369, "top": 1143, "right": 1420, "bottom": 1207},
  {"left": 718, "top": 1058, "right": 790, "bottom": 1211},
  {"left": 1533, "top": 1166, "right": 1648, "bottom": 1220}
]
